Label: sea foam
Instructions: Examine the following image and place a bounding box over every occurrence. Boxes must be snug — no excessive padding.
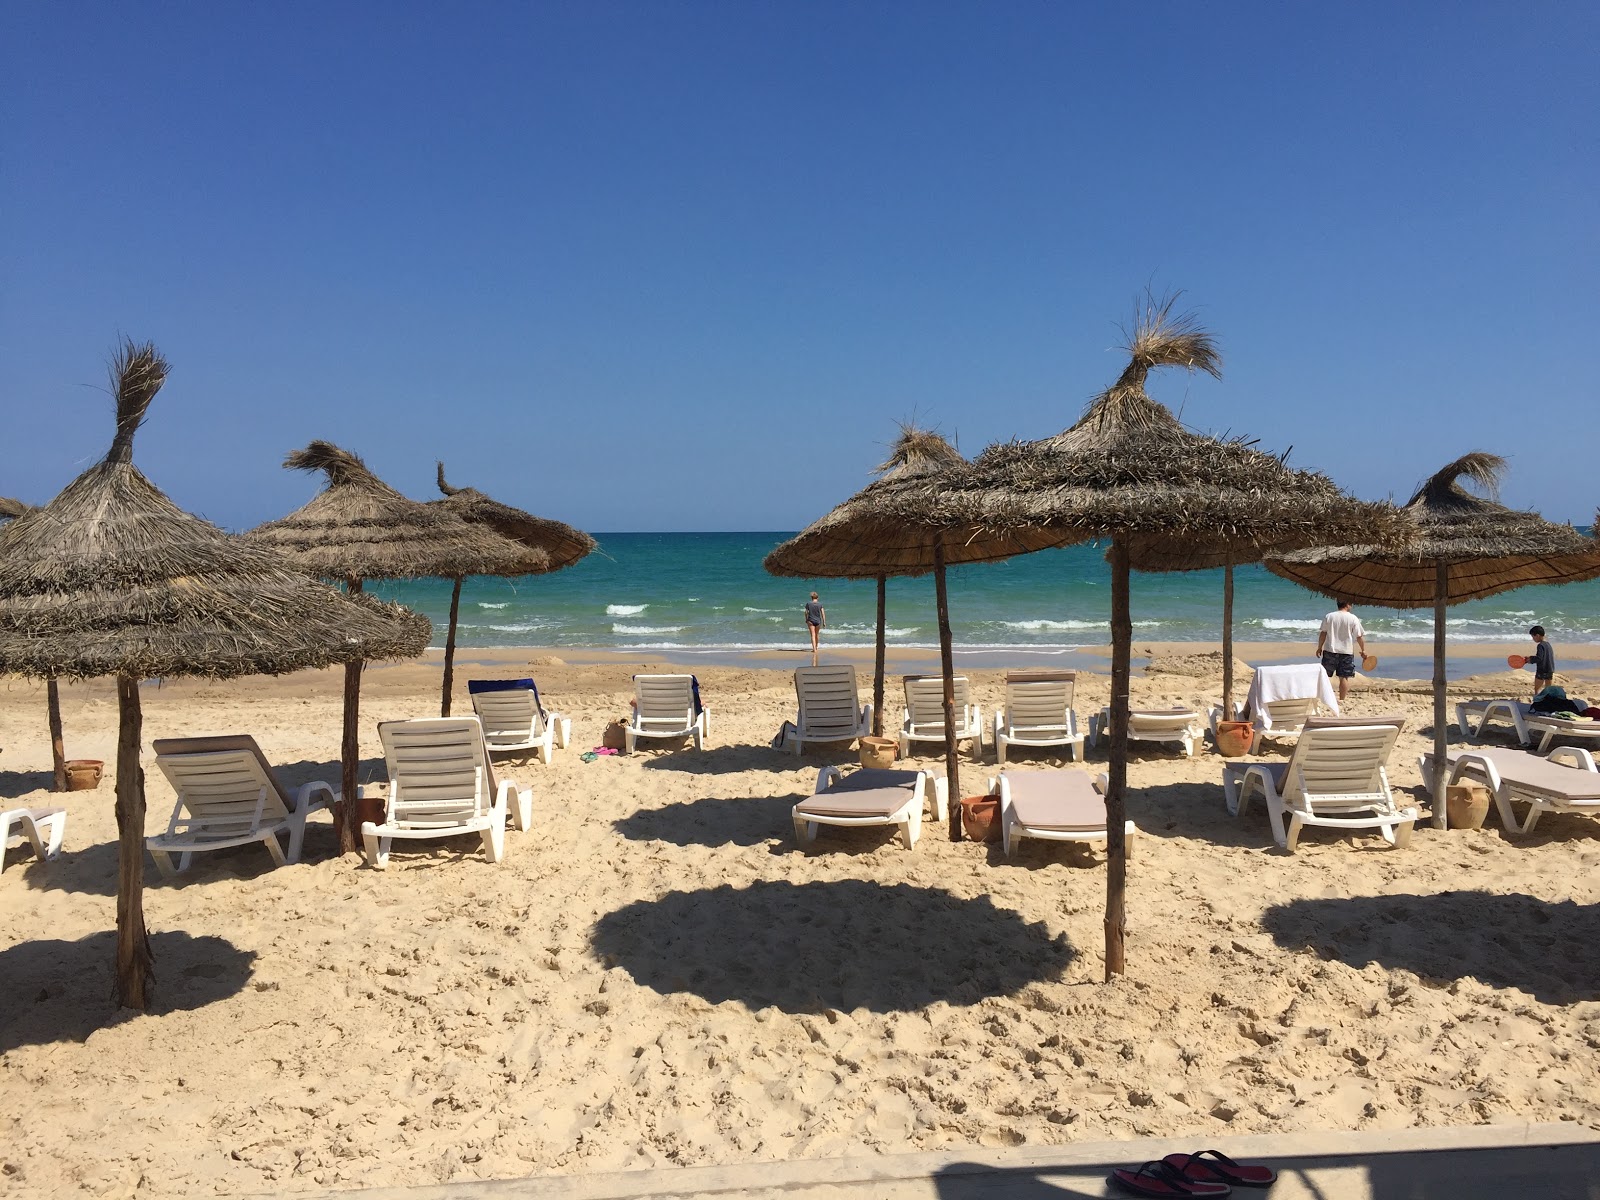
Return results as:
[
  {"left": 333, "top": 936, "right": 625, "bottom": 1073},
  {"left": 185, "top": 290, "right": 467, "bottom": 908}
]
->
[{"left": 606, "top": 604, "right": 648, "bottom": 616}]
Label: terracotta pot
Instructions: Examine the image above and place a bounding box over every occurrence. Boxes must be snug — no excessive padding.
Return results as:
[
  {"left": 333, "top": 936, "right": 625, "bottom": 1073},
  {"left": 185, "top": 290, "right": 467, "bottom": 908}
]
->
[
  {"left": 63, "top": 759, "right": 103, "bottom": 791},
  {"left": 1446, "top": 783, "right": 1491, "bottom": 831},
  {"left": 1213, "top": 720, "right": 1254, "bottom": 758},
  {"left": 959, "top": 794, "right": 1001, "bottom": 843},
  {"left": 859, "top": 736, "right": 897, "bottom": 770},
  {"left": 353, "top": 789, "right": 387, "bottom": 831}
]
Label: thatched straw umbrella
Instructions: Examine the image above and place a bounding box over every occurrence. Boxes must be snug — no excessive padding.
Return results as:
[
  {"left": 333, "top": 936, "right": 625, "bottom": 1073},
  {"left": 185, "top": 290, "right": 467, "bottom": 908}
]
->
[
  {"left": 902, "top": 299, "right": 1408, "bottom": 976},
  {"left": 1267, "top": 453, "right": 1600, "bottom": 821},
  {"left": 0, "top": 342, "right": 431, "bottom": 1008},
  {"left": 430, "top": 462, "right": 596, "bottom": 716},
  {"left": 766, "top": 427, "right": 1048, "bottom": 828},
  {"left": 247, "top": 443, "right": 538, "bottom": 847},
  {"left": 0, "top": 498, "right": 67, "bottom": 790}
]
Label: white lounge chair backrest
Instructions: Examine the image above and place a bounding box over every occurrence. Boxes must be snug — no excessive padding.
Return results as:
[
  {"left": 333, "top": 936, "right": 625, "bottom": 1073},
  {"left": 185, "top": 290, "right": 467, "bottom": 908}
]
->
[
  {"left": 634, "top": 674, "right": 698, "bottom": 734},
  {"left": 1281, "top": 715, "right": 1405, "bottom": 804},
  {"left": 904, "top": 675, "right": 970, "bottom": 728},
  {"left": 1004, "top": 671, "right": 1075, "bottom": 729},
  {"left": 153, "top": 734, "right": 295, "bottom": 834},
  {"left": 795, "top": 665, "right": 865, "bottom": 740},
  {"left": 378, "top": 718, "right": 495, "bottom": 830},
  {"left": 1131, "top": 709, "right": 1201, "bottom": 734},
  {"left": 471, "top": 687, "right": 549, "bottom": 746}
]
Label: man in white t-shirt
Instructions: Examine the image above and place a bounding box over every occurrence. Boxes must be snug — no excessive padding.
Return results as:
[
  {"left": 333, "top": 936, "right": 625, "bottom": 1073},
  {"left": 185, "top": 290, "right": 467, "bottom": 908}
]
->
[{"left": 1315, "top": 600, "right": 1367, "bottom": 702}]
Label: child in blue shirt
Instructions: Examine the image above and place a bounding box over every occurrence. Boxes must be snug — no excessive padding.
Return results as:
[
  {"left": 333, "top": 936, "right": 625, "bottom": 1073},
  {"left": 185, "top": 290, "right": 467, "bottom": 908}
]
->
[{"left": 1526, "top": 625, "right": 1555, "bottom": 698}]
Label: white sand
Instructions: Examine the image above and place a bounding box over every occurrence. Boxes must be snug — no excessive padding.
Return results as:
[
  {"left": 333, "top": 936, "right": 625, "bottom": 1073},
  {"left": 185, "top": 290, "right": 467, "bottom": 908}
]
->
[{"left": 2, "top": 653, "right": 1599, "bottom": 1194}]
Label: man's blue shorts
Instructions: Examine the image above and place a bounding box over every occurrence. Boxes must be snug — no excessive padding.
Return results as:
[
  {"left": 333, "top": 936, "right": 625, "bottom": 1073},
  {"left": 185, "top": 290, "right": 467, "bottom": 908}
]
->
[{"left": 1321, "top": 651, "right": 1357, "bottom": 679}]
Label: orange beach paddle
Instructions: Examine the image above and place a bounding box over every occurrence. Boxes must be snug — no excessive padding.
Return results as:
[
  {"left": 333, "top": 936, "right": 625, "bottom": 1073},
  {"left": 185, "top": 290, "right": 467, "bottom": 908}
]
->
[
  {"left": 1361, "top": 654, "right": 1378, "bottom": 672},
  {"left": 1508, "top": 654, "right": 1527, "bottom": 669}
]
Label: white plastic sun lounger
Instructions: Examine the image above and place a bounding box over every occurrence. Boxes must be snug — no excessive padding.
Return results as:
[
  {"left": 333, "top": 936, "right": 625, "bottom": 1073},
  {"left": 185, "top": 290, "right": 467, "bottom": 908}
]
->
[
  {"left": 1, "top": 806, "right": 66, "bottom": 873},
  {"left": 792, "top": 765, "right": 945, "bottom": 851},
  {"left": 626, "top": 674, "right": 708, "bottom": 753},
  {"left": 993, "top": 670, "right": 1084, "bottom": 763},
  {"left": 360, "top": 717, "right": 530, "bottom": 869},
  {"left": 900, "top": 675, "right": 982, "bottom": 757},
  {"left": 468, "top": 678, "right": 571, "bottom": 765},
  {"left": 786, "top": 665, "right": 873, "bottom": 754},
  {"left": 1422, "top": 744, "right": 1600, "bottom": 834},
  {"left": 1456, "top": 698, "right": 1533, "bottom": 745},
  {"left": 1221, "top": 714, "right": 1416, "bottom": 852},
  {"left": 149, "top": 735, "right": 333, "bottom": 878},
  {"left": 1091, "top": 707, "right": 1204, "bottom": 757},
  {"left": 1457, "top": 696, "right": 1600, "bottom": 754},
  {"left": 1210, "top": 662, "right": 1338, "bottom": 753},
  {"left": 991, "top": 768, "right": 1133, "bottom": 858}
]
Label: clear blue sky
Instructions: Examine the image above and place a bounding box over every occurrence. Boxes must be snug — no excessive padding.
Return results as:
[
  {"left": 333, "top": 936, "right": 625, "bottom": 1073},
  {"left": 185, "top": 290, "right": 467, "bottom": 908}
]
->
[{"left": 4, "top": 3, "right": 1595, "bottom": 531}]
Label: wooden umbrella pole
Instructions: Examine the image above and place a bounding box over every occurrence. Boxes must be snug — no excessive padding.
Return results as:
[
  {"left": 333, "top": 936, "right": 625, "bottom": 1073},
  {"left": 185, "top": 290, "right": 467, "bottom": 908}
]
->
[
  {"left": 47, "top": 677, "right": 67, "bottom": 792},
  {"left": 1432, "top": 560, "right": 1449, "bottom": 828},
  {"left": 1221, "top": 560, "right": 1235, "bottom": 719},
  {"left": 338, "top": 577, "right": 365, "bottom": 854},
  {"left": 1105, "top": 539, "right": 1132, "bottom": 979},
  {"left": 113, "top": 674, "right": 153, "bottom": 1009},
  {"left": 441, "top": 576, "right": 463, "bottom": 717},
  {"left": 934, "top": 541, "right": 961, "bottom": 838},
  {"left": 873, "top": 575, "right": 887, "bottom": 737}
]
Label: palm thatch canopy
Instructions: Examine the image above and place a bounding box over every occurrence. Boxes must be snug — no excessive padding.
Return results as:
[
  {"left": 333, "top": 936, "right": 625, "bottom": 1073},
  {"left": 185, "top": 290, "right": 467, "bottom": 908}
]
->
[
  {"left": 0, "top": 339, "right": 433, "bottom": 1011},
  {"left": 0, "top": 497, "right": 30, "bottom": 522},
  {"left": 764, "top": 426, "right": 1048, "bottom": 579},
  {"left": 246, "top": 442, "right": 543, "bottom": 582},
  {"left": 434, "top": 463, "right": 593, "bottom": 571},
  {"left": 0, "top": 419, "right": 430, "bottom": 681},
  {"left": 926, "top": 306, "right": 1406, "bottom": 561},
  {"left": 1266, "top": 453, "right": 1600, "bottom": 605}
]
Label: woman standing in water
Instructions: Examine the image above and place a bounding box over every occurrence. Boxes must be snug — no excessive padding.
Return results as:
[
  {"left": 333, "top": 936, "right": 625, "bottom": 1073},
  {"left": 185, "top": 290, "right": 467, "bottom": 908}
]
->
[{"left": 804, "top": 591, "right": 826, "bottom": 664}]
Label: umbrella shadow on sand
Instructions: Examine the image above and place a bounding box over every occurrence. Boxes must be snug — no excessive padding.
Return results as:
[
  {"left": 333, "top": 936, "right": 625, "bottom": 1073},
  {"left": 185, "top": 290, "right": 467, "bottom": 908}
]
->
[
  {"left": 613, "top": 793, "right": 802, "bottom": 848},
  {"left": 0, "top": 930, "right": 256, "bottom": 1052},
  {"left": 0, "top": 767, "right": 58, "bottom": 801},
  {"left": 18, "top": 756, "right": 385, "bottom": 897},
  {"left": 1262, "top": 890, "right": 1600, "bottom": 1004},
  {"left": 591, "top": 879, "right": 1073, "bottom": 1013}
]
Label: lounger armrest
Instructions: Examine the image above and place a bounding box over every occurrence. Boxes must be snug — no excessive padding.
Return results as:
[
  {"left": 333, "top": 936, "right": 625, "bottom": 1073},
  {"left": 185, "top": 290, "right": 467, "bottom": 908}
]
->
[
  {"left": 492, "top": 779, "right": 514, "bottom": 815},
  {"left": 816, "top": 765, "right": 845, "bottom": 791},
  {"left": 294, "top": 780, "right": 336, "bottom": 815},
  {"left": 859, "top": 702, "right": 873, "bottom": 731},
  {"left": 1094, "top": 773, "right": 1109, "bottom": 794},
  {"left": 1548, "top": 746, "right": 1598, "bottom": 772}
]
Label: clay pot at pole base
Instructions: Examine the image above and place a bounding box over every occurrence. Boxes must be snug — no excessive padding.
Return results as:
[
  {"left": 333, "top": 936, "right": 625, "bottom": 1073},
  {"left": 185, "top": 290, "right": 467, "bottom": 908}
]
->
[
  {"left": 63, "top": 759, "right": 104, "bottom": 790},
  {"left": 1213, "top": 720, "right": 1254, "bottom": 758},
  {"left": 1446, "top": 783, "right": 1491, "bottom": 831},
  {"left": 859, "top": 736, "right": 897, "bottom": 770},
  {"left": 959, "top": 794, "right": 1001, "bottom": 842}
]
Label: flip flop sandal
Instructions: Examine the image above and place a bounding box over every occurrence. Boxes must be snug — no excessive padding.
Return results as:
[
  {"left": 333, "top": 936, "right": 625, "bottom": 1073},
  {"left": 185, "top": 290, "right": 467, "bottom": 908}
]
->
[
  {"left": 1109, "top": 1160, "right": 1232, "bottom": 1197},
  {"left": 1164, "top": 1150, "right": 1277, "bottom": 1188}
]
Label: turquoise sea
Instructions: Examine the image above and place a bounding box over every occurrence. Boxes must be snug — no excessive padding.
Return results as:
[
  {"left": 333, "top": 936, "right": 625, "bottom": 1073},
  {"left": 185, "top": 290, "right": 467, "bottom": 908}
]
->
[{"left": 367, "top": 532, "right": 1600, "bottom": 653}]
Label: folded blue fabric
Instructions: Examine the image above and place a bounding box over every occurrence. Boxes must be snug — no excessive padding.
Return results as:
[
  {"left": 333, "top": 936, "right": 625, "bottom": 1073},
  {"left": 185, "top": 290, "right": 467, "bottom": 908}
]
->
[{"left": 468, "top": 678, "right": 535, "bottom": 693}]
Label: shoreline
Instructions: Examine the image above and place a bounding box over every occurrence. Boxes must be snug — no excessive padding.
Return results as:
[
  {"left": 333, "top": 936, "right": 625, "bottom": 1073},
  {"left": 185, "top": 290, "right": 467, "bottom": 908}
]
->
[{"left": 412, "top": 641, "right": 1600, "bottom": 685}]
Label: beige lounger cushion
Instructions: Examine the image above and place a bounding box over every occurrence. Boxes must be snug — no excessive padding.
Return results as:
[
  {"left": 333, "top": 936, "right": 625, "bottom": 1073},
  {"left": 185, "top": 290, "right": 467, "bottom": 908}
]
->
[
  {"left": 795, "top": 788, "right": 913, "bottom": 819},
  {"left": 1005, "top": 669, "right": 1075, "bottom": 684},
  {"left": 1448, "top": 747, "right": 1600, "bottom": 802},
  {"left": 827, "top": 768, "right": 922, "bottom": 792},
  {"left": 797, "top": 768, "right": 921, "bottom": 819},
  {"left": 1005, "top": 770, "right": 1106, "bottom": 832}
]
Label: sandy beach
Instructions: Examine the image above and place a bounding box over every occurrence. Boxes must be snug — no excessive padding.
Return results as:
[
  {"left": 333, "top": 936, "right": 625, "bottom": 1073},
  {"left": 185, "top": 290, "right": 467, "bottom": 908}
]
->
[{"left": 4, "top": 647, "right": 1600, "bottom": 1195}]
